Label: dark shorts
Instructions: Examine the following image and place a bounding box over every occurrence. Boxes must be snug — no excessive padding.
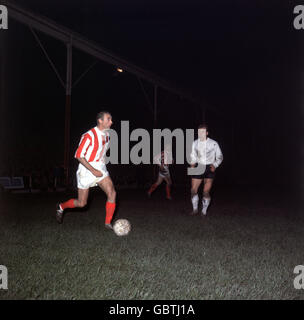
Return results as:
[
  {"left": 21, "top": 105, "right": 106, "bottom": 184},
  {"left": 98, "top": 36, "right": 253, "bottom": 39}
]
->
[{"left": 191, "top": 164, "right": 215, "bottom": 180}]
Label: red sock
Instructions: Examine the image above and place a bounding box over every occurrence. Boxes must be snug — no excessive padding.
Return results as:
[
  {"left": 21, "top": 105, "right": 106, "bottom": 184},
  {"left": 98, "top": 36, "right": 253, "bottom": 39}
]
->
[
  {"left": 105, "top": 201, "right": 116, "bottom": 224},
  {"left": 166, "top": 185, "right": 171, "bottom": 198},
  {"left": 60, "top": 199, "right": 76, "bottom": 210},
  {"left": 148, "top": 183, "right": 158, "bottom": 194}
]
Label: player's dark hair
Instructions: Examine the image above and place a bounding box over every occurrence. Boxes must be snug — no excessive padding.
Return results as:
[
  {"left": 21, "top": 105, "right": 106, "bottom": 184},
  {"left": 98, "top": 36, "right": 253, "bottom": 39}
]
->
[
  {"left": 198, "top": 123, "right": 208, "bottom": 131},
  {"left": 97, "top": 111, "right": 111, "bottom": 122}
]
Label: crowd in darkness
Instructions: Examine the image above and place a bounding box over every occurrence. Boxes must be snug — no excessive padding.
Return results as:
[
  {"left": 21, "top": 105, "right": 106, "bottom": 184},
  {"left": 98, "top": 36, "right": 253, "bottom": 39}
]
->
[
  {"left": 0, "top": 154, "right": 153, "bottom": 192},
  {"left": 0, "top": 147, "right": 188, "bottom": 192},
  {"left": 0, "top": 155, "right": 65, "bottom": 191}
]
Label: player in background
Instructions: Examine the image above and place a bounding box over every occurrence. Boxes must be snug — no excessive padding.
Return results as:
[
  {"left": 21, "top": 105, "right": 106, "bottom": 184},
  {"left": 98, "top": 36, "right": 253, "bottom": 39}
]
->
[
  {"left": 56, "top": 111, "right": 116, "bottom": 229},
  {"left": 147, "top": 145, "right": 173, "bottom": 200},
  {"left": 189, "top": 124, "right": 223, "bottom": 216}
]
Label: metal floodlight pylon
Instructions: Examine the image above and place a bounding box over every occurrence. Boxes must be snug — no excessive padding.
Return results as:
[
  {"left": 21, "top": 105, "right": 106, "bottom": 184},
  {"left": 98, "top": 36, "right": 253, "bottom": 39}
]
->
[{"left": 4, "top": 0, "right": 223, "bottom": 185}]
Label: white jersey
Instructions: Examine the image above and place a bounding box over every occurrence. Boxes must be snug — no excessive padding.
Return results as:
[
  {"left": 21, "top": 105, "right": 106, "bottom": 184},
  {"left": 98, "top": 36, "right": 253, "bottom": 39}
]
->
[
  {"left": 190, "top": 138, "right": 223, "bottom": 168},
  {"left": 75, "top": 126, "right": 110, "bottom": 164}
]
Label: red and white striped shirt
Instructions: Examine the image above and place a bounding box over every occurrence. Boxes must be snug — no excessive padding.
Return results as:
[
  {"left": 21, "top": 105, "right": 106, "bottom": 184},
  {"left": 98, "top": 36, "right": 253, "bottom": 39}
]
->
[{"left": 75, "top": 127, "right": 110, "bottom": 163}]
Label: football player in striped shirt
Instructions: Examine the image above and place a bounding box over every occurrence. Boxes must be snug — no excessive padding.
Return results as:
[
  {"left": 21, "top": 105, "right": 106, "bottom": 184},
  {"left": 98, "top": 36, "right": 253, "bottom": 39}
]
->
[{"left": 56, "top": 111, "right": 116, "bottom": 229}]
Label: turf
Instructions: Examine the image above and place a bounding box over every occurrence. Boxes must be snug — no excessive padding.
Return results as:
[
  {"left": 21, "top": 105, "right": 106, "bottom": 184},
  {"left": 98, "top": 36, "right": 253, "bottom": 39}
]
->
[{"left": 0, "top": 186, "right": 303, "bottom": 300}]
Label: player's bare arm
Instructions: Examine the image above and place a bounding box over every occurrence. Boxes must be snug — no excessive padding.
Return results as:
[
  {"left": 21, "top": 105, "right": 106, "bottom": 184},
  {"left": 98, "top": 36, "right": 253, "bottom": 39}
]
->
[{"left": 77, "top": 157, "right": 103, "bottom": 177}]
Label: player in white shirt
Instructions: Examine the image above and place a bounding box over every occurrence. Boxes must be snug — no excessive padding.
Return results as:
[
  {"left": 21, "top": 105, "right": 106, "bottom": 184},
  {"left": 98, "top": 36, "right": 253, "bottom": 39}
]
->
[
  {"left": 147, "top": 145, "right": 173, "bottom": 200},
  {"left": 189, "top": 124, "right": 223, "bottom": 216},
  {"left": 56, "top": 111, "right": 116, "bottom": 229}
]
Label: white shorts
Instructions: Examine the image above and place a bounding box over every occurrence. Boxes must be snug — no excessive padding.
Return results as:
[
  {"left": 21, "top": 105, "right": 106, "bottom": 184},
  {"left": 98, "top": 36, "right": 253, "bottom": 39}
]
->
[
  {"left": 76, "top": 162, "right": 109, "bottom": 189},
  {"left": 159, "top": 169, "right": 170, "bottom": 179}
]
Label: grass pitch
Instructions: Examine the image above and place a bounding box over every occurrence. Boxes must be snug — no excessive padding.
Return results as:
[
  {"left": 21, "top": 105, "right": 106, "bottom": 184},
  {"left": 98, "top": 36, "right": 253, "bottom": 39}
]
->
[{"left": 0, "top": 186, "right": 303, "bottom": 300}]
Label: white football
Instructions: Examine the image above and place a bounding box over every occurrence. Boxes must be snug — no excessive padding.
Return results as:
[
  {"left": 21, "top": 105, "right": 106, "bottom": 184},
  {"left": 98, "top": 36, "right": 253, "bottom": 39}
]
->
[{"left": 113, "top": 219, "right": 131, "bottom": 236}]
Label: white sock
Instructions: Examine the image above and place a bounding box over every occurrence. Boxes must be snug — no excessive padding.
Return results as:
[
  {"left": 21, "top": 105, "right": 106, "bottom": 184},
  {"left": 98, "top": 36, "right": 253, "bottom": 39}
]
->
[
  {"left": 202, "top": 197, "right": 211, "bottom": 214},
  {"left": 191, "top": 194, "right": 199, "bottom": 212}
]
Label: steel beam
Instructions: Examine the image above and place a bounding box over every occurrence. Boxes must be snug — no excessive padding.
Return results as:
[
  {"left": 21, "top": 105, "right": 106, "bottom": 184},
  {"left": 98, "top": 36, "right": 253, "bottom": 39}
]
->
[{"left": 5, "top": 0, "right": 205, "bottom": 107}]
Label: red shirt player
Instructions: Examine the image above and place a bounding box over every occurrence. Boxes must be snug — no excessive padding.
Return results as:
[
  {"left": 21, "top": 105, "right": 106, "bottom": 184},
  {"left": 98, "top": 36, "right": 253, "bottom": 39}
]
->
[{"left": 56, "top": 111, "right": 116, "bottom": 229}]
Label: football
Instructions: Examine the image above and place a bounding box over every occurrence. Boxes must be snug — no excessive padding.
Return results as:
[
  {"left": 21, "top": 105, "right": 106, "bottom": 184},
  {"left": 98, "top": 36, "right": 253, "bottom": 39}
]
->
[{"left": 113, "top": 219, "right": 131, "bottom": 236}]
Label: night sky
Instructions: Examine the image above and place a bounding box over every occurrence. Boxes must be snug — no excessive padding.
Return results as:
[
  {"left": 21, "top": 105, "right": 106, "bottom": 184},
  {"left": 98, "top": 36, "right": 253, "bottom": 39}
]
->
[{"left": 0, "top": 0, "right": 303, "bottom": 194}]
